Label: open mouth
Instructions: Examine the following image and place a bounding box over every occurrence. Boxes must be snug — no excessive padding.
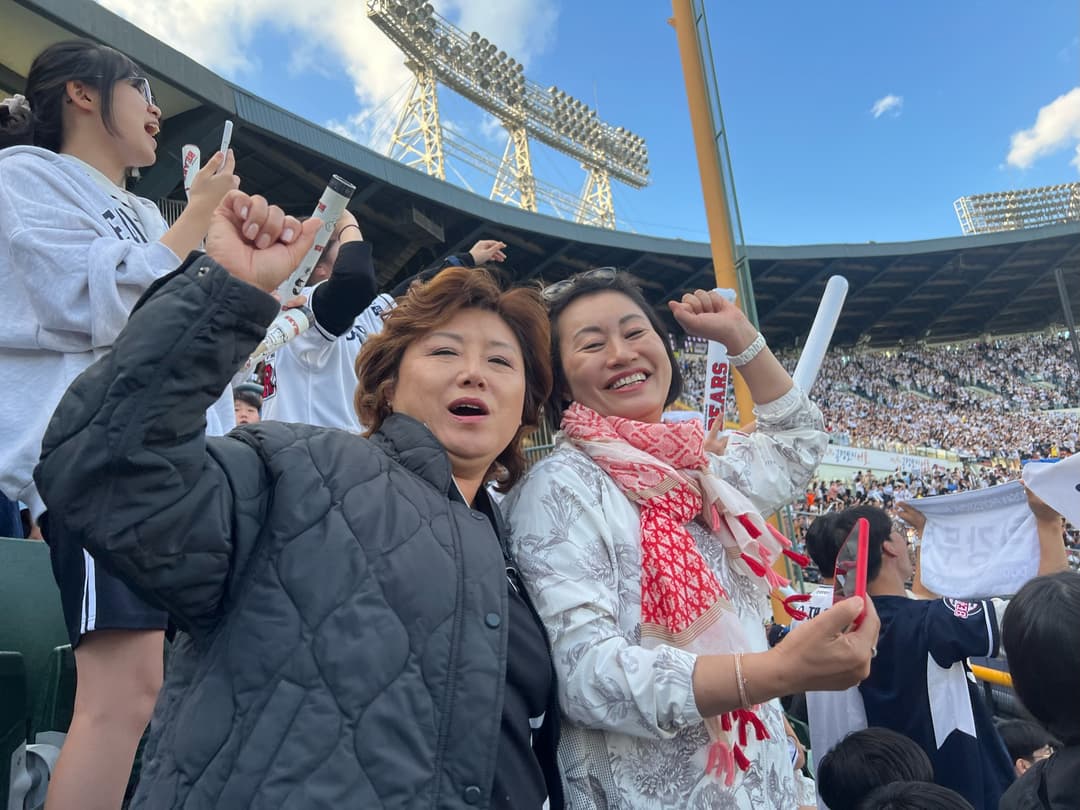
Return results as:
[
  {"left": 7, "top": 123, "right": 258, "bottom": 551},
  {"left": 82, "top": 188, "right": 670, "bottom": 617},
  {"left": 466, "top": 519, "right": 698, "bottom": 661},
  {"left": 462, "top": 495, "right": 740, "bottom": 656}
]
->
[
  {"left": 607, "top": 371, "right": 648, "bottom": 390},
  {"left": 448, "top": 398, "right": 490, "bottom": 417},
  {"left": 144, "top": 122, "right": 160, "bottom": 137}
]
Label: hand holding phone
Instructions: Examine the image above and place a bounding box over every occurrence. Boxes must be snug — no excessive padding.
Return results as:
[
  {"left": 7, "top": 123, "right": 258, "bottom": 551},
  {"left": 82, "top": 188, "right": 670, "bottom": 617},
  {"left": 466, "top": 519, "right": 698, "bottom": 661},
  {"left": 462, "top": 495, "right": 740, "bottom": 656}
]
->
[
  {"left": 766, "top": 590, "right": 879, "bottom": 698},
  {"left": 833, "top": 517, "right": 870, "bottom": 629}
]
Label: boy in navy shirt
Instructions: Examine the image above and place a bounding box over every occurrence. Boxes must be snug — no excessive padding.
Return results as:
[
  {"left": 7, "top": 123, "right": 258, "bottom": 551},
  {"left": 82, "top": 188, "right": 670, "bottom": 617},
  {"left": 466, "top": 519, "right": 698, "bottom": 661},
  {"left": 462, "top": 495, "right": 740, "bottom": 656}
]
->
[{"left": 853, "top": 496, "right": 1066, "bottom": 810}]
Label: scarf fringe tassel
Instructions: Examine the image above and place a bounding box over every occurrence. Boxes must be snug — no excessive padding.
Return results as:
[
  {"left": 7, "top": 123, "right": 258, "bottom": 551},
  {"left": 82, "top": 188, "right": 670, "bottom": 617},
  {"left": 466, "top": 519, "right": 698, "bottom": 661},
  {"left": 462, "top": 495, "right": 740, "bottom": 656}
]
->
[{"left": 706, "top": 709, "right": 771, "bottom": 784}]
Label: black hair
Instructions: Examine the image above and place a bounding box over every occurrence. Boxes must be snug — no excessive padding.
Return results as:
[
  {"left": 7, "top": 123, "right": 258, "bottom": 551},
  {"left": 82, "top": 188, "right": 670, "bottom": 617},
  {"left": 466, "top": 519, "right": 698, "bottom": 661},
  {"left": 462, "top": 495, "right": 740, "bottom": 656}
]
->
[
  {"left": 817, "top": 727, "right": 934, "bottom": 810},
  {"left": 0, "top": 40, "right": 143, "bottom": 151},
  {"left": 1002, "top": 571, "right": 1080, "bottom": 745},
  {"left": 233, "top": 384, "right": 263, "bottom": 412},
  {"left": 766, "top": 621, "right": 789, "bottom": 647},
  {"left": 995, "top": 719, "right": 1061, "bottom": 763},
  {"left": 805, "top": 511, "right": 842, "bottom": 576},
  {"left": 854, "top": 781, "right": 974, "bottom": 810},
  {"left": 832, "top": 505, "right": 894, "bottom": 582},
  {"left": 544, "top": 270, "right": 683, "bottom": 426}
]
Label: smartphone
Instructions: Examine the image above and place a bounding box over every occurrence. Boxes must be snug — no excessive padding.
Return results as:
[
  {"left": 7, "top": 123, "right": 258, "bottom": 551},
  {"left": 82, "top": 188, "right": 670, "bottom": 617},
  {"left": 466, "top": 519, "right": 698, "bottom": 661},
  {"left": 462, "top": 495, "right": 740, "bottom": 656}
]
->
[{"left": 833, "top": 517, "right": 869, "bottom": 628}]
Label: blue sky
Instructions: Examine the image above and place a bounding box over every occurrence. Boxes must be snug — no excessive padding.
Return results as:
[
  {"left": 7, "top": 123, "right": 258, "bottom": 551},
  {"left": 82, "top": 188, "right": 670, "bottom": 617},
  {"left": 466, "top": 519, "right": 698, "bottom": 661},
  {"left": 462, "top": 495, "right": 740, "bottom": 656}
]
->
[{"left": 101, "top": 0, "right": 1080, "bottom": 246}]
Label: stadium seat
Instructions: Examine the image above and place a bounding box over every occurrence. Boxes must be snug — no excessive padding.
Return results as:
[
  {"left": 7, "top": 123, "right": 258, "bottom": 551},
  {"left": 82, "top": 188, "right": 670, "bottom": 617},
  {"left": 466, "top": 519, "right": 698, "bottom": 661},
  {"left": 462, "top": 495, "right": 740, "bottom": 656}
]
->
[
  {"left": 31, "top": 646, "right": 75, "bottom": 740},
  {"left": 0, "top": 651, "right": 29, "bottom": 810},
  {"left": 0, "top": 539, "right": 72, "bottom": 735}
]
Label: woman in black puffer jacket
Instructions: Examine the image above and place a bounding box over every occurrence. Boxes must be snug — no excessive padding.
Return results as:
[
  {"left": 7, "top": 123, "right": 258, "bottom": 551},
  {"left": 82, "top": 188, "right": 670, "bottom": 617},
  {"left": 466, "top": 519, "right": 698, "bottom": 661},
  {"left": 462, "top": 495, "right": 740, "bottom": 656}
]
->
[{"left": 35, "top": 191, "right": 562, "bottom": 809}]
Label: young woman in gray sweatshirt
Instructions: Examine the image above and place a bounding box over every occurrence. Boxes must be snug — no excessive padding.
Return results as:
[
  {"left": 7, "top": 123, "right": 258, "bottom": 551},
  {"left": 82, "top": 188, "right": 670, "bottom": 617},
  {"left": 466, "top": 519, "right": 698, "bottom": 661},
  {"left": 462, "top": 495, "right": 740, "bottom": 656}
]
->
[{"left": 0, "top": 40, "right": 238, "bottom": 810}]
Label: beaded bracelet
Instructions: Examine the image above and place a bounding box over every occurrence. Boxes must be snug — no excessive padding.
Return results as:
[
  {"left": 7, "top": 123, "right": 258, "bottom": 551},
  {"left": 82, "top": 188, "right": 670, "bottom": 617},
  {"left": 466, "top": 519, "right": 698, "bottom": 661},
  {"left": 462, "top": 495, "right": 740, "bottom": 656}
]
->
[{"left": 730, "top": 332, "right": 766, "bottom": 367}]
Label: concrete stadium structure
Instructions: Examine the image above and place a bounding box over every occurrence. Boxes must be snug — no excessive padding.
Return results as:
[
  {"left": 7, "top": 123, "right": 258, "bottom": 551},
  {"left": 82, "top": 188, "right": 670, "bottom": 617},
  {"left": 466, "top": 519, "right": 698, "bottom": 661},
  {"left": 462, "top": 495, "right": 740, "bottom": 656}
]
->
[{"left": 4, "top": 0, "right": 1080, "bottom": 347}]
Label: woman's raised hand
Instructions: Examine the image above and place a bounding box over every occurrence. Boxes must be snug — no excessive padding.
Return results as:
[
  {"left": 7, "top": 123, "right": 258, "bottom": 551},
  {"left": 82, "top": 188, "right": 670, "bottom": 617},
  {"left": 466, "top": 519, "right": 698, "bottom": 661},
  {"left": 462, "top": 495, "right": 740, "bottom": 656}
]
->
[
  {"left": 187, "top": 150, "right": 240, "bottom": 213},
  {"left": 895, "top": 501, "right": 927, "bottom": 534},
  {"left": 205, "top": 191, "right": 319, "bottom": 293},
  {"left": 160, "top": 150, "right": 245, "bottom": 260},
  {"left": 668, "top": 290, "right": 758, "bottom": 354}
]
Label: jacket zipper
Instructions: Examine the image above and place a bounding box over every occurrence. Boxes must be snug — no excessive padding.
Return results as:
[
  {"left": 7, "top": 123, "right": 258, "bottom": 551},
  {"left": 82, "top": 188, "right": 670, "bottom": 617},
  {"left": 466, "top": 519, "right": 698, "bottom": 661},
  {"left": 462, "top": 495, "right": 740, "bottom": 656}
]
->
[{"left": 431, "top": 506, "right": 467, "bottom": 805}]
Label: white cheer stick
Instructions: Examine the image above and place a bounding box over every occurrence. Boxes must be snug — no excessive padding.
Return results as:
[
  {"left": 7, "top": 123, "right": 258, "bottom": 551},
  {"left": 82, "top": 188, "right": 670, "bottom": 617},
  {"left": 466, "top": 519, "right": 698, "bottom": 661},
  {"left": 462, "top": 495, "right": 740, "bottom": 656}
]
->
[
  {"left": 792, "top": 275, "right": 849, "bottom": 393},
  {"left": 704, "top": 287, "right": 738, "bottom": 436},
  {"left": 273, "top": 174, "right": 356, "bottom": 300},
  {"left": 219, "top": 120, "right": 233, "bottom": 157},
  {"left": 246, "top": 306, "right": 314, "bottom": 373},
  {"left": 243, "top": 175, "right": 358, "bottom": 371},
  {"left": 181, "top": 144, "right": 200, "bottom": 195}
]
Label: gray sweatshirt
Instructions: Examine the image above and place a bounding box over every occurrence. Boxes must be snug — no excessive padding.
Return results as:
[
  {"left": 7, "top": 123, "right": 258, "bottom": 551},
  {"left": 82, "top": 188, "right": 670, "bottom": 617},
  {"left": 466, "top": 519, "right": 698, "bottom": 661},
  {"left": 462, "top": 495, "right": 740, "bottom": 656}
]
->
[{"left": 0, "top": 146, "right": 233, "bottom": 517}]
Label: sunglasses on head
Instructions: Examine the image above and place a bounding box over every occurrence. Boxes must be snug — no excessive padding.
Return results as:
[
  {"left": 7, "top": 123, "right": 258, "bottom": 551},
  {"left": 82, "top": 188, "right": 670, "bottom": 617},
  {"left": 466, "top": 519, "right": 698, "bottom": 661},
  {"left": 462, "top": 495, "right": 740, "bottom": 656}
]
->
[{"left": 541, "top": 266, "right": 618, "bottom": 302}]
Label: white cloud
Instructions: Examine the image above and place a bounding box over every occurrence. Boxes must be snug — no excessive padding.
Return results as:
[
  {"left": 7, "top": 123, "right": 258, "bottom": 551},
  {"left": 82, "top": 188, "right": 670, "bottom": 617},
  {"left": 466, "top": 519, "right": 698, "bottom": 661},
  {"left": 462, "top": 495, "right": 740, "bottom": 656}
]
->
[
  {"left": 870, "top": 94, "right": 903, "bottom": 119},
  {"left": 95, "top": 0, "right": 558, "bottom": 145},
  {"left": 438, "top": 0, "right": 558, "bottom": 66},
  {"left": 96, "top": 0, "right": 262, "bottom": 75},
  {"left": 1006, "top": 86, "right": 1080, "bottom": 171},
  {"left": 480, "top": 113, "right": 507, "bottom": 146},
  {"left": 1059, "top": 36, "right": 1080, "bottom": 64},
  {"left": 325, "top": 112, "right": 392, "bottom": 154}
]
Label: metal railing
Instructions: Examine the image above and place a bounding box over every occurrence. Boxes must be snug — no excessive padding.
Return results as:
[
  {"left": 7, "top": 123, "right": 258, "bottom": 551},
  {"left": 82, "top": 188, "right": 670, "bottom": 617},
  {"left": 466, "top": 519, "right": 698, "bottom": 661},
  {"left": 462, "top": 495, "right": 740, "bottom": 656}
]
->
[
  {"left": 158, "top": 198, "right": 186, "bottom": 226},
  {"left": 524, "top": 420, "right": 556, "bottom": 467}
]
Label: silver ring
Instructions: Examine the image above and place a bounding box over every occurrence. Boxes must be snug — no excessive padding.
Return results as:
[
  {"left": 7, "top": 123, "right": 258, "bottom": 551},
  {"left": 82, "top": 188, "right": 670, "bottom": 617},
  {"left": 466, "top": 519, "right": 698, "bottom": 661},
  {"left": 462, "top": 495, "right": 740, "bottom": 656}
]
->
[{"left": 871, "top": 645, "right": 878, "bottom": 658}]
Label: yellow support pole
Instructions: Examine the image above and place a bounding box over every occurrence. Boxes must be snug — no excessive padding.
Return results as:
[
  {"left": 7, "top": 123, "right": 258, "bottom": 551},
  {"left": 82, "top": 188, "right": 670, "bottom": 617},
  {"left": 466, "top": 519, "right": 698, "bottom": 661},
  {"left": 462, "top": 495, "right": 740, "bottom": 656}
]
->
[
  {"left": 970, "top": 664, "right": 1013, "bottom": 689},
  {"left": 669, "top": 0, "right": 755, "bottom": 427}
]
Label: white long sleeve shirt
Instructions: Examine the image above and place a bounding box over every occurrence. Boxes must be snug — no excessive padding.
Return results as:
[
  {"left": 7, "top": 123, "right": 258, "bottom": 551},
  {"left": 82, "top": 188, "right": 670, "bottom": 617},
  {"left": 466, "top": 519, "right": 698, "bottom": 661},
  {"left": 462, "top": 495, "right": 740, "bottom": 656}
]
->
[
  {"left": 260, "top": 291, "right": 393, "bottom": 430},
  {"left": 0, "top": 147, "right": 232, "bottom": 517},
  {"left": 503, "top": 387, "right": 827, "bottom": 809}
]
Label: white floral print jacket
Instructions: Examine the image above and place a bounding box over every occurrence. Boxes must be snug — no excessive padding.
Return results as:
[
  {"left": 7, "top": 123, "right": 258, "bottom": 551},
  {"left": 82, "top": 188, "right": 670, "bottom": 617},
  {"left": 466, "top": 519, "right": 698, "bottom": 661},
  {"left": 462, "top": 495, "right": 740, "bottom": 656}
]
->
[{"left": 503, "top": 387, "right": 827, "bottom": 809}]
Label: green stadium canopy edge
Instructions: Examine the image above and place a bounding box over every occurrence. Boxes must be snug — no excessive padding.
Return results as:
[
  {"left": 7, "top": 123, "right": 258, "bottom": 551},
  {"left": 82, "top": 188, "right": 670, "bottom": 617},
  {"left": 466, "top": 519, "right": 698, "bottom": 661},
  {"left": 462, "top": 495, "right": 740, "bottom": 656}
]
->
[{"left": 4, "top": 0, "right": 1080, "bottom": 348}]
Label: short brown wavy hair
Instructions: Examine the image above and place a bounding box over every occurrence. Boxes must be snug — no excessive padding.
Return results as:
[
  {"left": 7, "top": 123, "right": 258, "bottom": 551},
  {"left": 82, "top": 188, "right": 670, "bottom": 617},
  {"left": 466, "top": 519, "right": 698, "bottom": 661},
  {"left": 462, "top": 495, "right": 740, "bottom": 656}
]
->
[{"left": 355, "top": 265, "right": 552, "bottom": 491}]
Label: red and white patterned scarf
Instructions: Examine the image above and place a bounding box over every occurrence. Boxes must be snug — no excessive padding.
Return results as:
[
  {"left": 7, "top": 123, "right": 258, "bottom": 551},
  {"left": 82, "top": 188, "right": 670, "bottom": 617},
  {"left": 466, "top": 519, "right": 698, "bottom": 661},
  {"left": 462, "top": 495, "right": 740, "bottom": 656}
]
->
[{"left": 561, "top": 402, "right": 804, "bottom": 781}]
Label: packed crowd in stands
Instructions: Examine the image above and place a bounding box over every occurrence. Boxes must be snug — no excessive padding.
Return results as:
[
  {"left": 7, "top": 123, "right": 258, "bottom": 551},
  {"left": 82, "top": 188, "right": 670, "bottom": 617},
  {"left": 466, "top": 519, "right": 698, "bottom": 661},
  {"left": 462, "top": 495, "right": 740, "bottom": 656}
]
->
[
  {"left": 674, "top": 332, "right": 1080, "bottom": 463},
  {"left": 791, "top": 466, "right": 1080, "bottom": 550},
  {"left": 798, "top": 465, "right": 1012, "bottom": 513}
]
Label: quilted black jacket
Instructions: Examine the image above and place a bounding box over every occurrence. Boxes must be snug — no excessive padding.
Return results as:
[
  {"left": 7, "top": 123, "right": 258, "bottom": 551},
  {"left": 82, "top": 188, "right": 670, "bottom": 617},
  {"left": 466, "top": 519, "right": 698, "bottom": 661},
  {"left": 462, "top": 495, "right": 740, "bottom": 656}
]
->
[
  {"left": 998, "top": 746, "right": 1080, "bottom": 810},
  {"left": 34, "top": 256, "right": 562, "bottom": 809}
]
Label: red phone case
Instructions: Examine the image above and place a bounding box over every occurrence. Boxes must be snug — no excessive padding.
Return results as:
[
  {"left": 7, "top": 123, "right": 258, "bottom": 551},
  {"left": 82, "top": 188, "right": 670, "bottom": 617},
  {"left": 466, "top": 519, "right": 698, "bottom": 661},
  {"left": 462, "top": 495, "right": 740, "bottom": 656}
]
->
[
  {"left": 852, "top": 518, "right": 869, "bottom": 629},
  {"left": 834, "top": 517, "right": 870, "bottom": 629}
]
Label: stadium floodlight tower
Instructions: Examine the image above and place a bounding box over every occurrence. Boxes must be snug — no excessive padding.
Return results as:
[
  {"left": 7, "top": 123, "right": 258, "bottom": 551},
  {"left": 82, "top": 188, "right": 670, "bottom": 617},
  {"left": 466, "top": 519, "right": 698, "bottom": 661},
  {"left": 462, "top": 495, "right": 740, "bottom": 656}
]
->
[
  {"left": 367, "top": 0, "right": 649, "bottom": 228},
  {"left": 954, "top": 182, "right": 1080, "bottom": 235}
]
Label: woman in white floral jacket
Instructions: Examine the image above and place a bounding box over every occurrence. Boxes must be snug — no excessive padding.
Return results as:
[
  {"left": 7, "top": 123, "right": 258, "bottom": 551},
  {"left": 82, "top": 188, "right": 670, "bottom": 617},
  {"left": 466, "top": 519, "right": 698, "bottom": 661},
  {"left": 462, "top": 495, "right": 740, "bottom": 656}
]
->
[{"left": 503, "top": 270, "right": 880, "bottom": 809}]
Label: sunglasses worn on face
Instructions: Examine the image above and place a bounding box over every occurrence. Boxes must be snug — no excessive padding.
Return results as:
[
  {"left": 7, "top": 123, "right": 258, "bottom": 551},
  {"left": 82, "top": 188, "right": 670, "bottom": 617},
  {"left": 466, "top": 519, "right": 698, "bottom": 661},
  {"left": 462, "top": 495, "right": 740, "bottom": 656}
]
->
[
  {"left": 125, "top": 76, "right": 155, "bottom": 106},
  {"left": 541, "top": 266, "right": 618, "bottom": 302},
  {"left": 89, "top": 74, "right": 155, "bottom": 106}
]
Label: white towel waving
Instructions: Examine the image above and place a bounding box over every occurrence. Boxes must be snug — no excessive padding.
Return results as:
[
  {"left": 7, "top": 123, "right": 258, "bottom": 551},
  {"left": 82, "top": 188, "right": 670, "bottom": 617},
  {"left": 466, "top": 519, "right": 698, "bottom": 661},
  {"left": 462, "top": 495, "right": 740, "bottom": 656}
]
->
[
  {"left": 1022, "top": 455, "right": 1080, "bottom": 528},
  {"left": 903, "top": 482, "right": 1038, "bottom": 599}
]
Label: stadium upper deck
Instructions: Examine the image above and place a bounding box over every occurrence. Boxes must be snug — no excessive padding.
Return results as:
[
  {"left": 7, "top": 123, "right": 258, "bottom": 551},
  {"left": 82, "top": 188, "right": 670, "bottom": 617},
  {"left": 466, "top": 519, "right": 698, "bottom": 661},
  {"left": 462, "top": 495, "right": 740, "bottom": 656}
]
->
[{"left": 4, "top": 0, "right": 1079, "bottom": 348}]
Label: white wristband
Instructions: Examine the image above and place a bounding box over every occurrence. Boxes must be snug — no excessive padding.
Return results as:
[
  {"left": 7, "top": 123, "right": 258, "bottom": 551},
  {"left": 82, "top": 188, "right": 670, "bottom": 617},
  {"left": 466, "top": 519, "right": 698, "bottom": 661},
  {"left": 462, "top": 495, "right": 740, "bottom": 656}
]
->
[{"left": 730, "top": 332, "right": 766, "bottom": 367}]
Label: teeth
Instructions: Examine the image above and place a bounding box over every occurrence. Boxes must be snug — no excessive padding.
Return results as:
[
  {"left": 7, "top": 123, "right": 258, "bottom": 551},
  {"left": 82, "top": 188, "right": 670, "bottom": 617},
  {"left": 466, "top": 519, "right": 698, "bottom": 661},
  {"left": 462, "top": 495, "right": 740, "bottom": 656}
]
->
[{"left": 611, "top": 373, "right": 646, "bottom": 390}]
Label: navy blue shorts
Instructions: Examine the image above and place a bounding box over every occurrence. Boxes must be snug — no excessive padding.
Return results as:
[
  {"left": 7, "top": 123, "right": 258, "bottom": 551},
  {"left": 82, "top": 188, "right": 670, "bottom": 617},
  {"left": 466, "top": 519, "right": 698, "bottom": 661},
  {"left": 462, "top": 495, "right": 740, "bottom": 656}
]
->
[{"left": 47, "top": 526, "right": 168, "bottom": 648}]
